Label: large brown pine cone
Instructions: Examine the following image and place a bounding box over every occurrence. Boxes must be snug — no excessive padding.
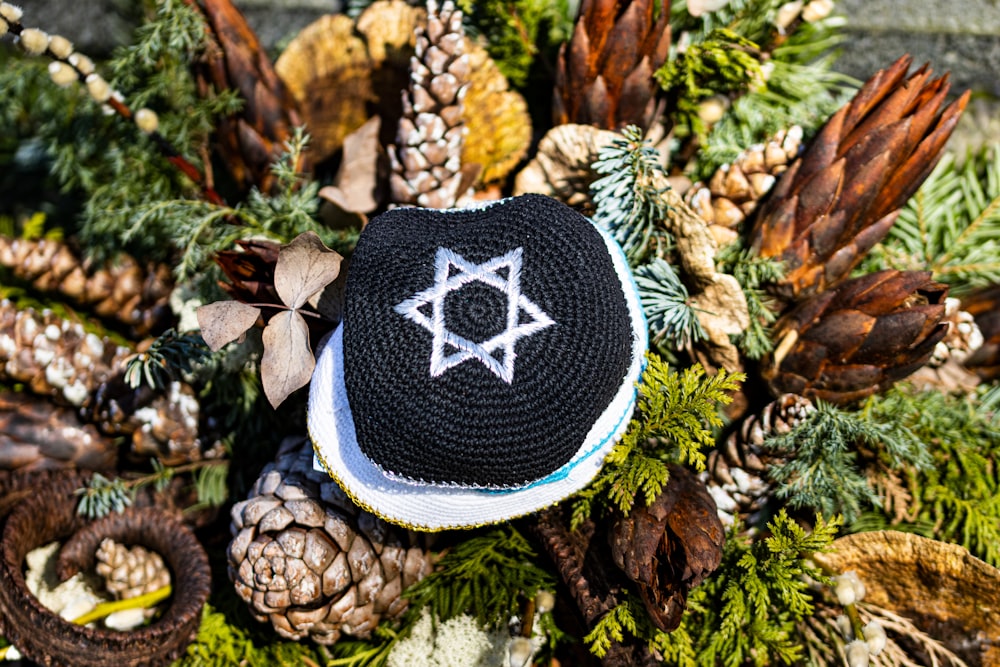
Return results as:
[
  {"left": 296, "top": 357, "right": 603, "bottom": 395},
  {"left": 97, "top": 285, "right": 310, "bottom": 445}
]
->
[
  {"left": 762, "top": 270, "right": 948, "bottom": 404},
  {"left": 748, "top": 55, "right": 968, "bottom": 304},
  {"left": 228, "top": 438, "right": 435, "bottom": 644},
  {"left": 194, "top": 0, "right": 304, "bottom": 193},
  {"left": 553, "top": 0, "right": 671, "bottom": 131},
  {"left": 0, "top": 236, "right": 173, "bottom": 338}
]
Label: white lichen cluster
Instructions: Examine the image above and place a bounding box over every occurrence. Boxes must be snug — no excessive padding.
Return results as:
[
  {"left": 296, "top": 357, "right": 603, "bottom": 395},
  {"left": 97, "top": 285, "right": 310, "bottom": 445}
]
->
[{"left": 386, "top": 605, "right": 548, "bottom": 667}]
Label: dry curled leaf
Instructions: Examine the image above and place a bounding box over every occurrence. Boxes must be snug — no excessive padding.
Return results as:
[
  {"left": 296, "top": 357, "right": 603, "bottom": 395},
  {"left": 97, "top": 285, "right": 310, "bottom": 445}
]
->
[
  {"left": 260, "top": 310, "right": 315, "bottom": 408},
  {"left": 197, "top": 300, "right": 261, "bottom": 351},
  {"left": 318, "top": 116, "right": 382, "bottom": 221},
  {"left": 273, "top": 232, "right": 344, "bottom": 310},
  {"left": 199, "top": 233, "right": 343, "bottom": 407}
]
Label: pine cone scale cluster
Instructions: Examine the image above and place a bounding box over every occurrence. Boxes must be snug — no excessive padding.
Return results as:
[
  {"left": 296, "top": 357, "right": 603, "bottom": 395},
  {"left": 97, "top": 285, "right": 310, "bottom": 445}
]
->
[
  {"left": 554, "top": 0, "right": 670, "bottom": 131},
  {"left": 750, "top": 55, "right": 969, "bottom": 302},
  {"left": 765, "top": 270, "right": 948, "bottom": 403}
]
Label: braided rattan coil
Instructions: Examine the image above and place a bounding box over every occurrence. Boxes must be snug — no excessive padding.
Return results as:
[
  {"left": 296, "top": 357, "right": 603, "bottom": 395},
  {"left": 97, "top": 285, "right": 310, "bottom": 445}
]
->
[{"left": 0, "top": 471, "right": 210, "bottom": 666}]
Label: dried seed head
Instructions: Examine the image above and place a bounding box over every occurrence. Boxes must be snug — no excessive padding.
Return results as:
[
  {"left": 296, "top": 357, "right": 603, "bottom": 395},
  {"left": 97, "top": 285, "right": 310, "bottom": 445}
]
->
[
  {"left": 862, "top": 620, "right": 887, "bottom": 656},
  {"left": 845, "top": 639, "right": 871, "bottom": 667},
  {"left": 0, "top": 2, "right": 22, "bottom": 22},
  {"left": 85, "top": 73, "right": 111, "bottom": 103},
  {"left": 802, "top": 0, "right": 834, "bottom": 21},
  {"left": 775, "top": 1, "right": 804, "bottom": 29},
  {"left": 47, "top": 34, "right": 73, "bottom": 59},
  {"left": 835, "top": 614, "right": 854, "bottom": 640},
  {"left": 134, "top": 108, "right": 159, "bottom": 135},
  {"left": 68, "top": 52, "right": 94, "bottom": 76},
  {"left": 834, "top": 574, "right": 857, "bottom": 606},
  {"left": 48, "top": 61, "right": 77, "bottom": 87},
  {"left": 0, "top": 18, "right": 8, "bottom": 37},
  {"left": 19, "top": 28, "right": 50, "bottom": 55},
  {"left": 508, "top": 637, "right": 534, "bottom": 667},
  {"left": 535, "top": 589, "right": 555, "bottom": 614}
]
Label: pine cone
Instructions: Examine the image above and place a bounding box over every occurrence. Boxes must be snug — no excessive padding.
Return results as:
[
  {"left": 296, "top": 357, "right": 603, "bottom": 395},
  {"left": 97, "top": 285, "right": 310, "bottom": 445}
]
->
[
  {"left": 610, "top": 465, "right": 724, "bottom": 632},
  {"left": 748, "top": 55, "right": 969, "bottom": 304},
  {"left": 0, "top": 300, "right": 133, "bottom": 407},
  {"left": 906, "top": 297, "right": 983, "bottom": 394},
  {"left": 762, "top": 270, "right": 949, "bottom": 404},
  {"left": 703, "top": 393, "right": 816, "bottom": 526},
  {"left": 0, "top": 392, "right": 117, "bottom": 472},
  {"left": 95, "top": 538, "right": 172, "bottom": 601},
  {"left": 685, "top": 127, "right": 803, "bottom": 247},
  {"left": 388, "top": 0, "right": 477, "bottom": 209},
  {"left": 0, "top": 302, "right": 217, "bottom": 465},
  {"left": 228, "top": 438, "right": 435, "bottom": 644},
  {"left": 553, "top": 0, "right": 671, "bottom": 131},
  {"left": 194, "top": 0, "right": 304, "bottom": 193},
  {"left": 962, "top": 284, "right": 1000, "bottom": 381},
  {"left": 0, "top": 236, "right": 174, "bottom": 338}
]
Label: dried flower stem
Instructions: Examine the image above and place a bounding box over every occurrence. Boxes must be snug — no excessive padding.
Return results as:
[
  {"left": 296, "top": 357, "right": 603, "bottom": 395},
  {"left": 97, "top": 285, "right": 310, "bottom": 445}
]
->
[{"left": 0, "top": 3, "right": 227, "bottom": 207}]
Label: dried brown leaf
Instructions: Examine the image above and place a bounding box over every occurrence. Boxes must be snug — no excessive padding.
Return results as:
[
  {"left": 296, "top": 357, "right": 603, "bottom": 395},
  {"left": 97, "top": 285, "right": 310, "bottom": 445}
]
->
[
  {"left": 260, "top": 310, "right": 315, "bottom": 408},
  {"left": 273, "top": 232, "right": 344, "bottom": 310},
  {"left": 196, "top": 300, "right": 262, "bottom": 351},
  {"left": 318, "top": 116, "right": 382, "bottom": 215}
]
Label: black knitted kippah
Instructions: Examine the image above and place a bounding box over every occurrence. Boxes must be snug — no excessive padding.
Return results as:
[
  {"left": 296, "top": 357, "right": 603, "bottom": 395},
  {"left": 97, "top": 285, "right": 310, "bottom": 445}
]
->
[{"left": 342, "top": 194, "right": 633, "bottom": 488}]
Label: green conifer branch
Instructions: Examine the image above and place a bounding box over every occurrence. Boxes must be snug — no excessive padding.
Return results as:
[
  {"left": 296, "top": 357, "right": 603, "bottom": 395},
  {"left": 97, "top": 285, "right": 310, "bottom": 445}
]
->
[
  {"left": 402, "top": 526, "right": 556, "bottom": 629},
  {"left": 873, "top": 147, "right": 1000, "bottom": 292},
  {"left": 635, "top": 257, "right": 708, "bottom": 351},
  {"left": 588, "top": 510, "right": 841, "bottom": 665},
  {"left": 591, "top": 125, "right": 672, "bottom": 265},
  {"left": 764, "top": 401, "right": 930, "bottom": 524},
  {"left": 717, "top": 243, "right": 784, "bottom": 359},
  {"left": 656, "top": 29, "right": 763, "bottom": 143},
  {"left": 579, "top": 355, "right": 743, "bottom": 519},
  {"left": 861, "top": 387, "right": 1000, "bottom": 565}
]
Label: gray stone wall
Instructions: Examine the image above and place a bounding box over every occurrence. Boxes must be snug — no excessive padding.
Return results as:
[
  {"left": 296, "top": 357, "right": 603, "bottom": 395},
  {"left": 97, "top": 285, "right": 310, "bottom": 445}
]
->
[
  {"left": 11, "top": 0, "right": 1000, "bottom": 147},
  {"left": 17, "top": 0, "right": 999, "bottom": 93},
  {"left": 834, "top": 0, "right": 1000, "bottom": 97}
]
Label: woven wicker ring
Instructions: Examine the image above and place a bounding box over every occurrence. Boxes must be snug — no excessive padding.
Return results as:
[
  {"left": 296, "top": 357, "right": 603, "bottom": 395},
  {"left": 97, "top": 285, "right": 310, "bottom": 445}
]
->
[{"left": 0, "top": 471, "right": 210, "bottom": 667}]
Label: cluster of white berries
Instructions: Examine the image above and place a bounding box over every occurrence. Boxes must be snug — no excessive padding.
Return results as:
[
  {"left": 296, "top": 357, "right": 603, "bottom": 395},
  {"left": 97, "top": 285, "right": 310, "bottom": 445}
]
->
[
  {"left": 0, "top": 1, "right": 159, "bottom": 135},
  {"left": 832, "top": 570, "right": 888, "bottom": 667},
  {"left": 775, "top": 0, "right": 836, "bottom": 30}
]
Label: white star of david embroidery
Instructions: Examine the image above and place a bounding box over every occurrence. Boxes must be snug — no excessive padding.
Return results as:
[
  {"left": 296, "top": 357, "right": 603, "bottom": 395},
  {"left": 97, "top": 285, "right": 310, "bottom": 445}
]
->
[{"left": 394, "top": 246, "right": 555, "bottom": 384}]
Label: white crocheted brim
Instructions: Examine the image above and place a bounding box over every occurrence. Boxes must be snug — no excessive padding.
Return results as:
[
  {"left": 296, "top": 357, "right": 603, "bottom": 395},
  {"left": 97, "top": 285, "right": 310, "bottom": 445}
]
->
[{"left": 307, "top": 224, "right": 647, "bottom": 531}]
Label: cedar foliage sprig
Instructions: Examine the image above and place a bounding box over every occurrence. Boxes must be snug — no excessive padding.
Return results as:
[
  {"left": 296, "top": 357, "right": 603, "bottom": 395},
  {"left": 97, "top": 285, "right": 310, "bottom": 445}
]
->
[
  {"left": 455, "top": 0, "right": 573, "bottom": 88},
  {"left": 763, "top": 401, "right": 931, "bottom": 524},
  {"left": 694, "top": 13, "right": 854, "bottom": 179},
  {"left": 178, "top": 602, "right": 324, "bottom": 666},
  {"left": 870, "top": 147, "right": 1000, "bottom": 293},
  {"left": 591, "top": 125, "right": 671, "bottom": 265},
  {"left": 858, "top": 386, "right": 1000, "bottom": 565},
  {"left": 573, "top": 355, "right": 743, "bottom": 525},
  {"left": 655, "top": 29, "right": 763, "bottom": 143},
  {"left": 586, "top": 510, "right": 841, "bottom": 665},
  {"left": 403, "top": 525, "right": 556, "bottom": 629},
  {"left": 717, "top": 243, "right": 784, "bottom": 359},
  {"left": 635, "top": 257, "right": 707, "bottom": 351}
]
